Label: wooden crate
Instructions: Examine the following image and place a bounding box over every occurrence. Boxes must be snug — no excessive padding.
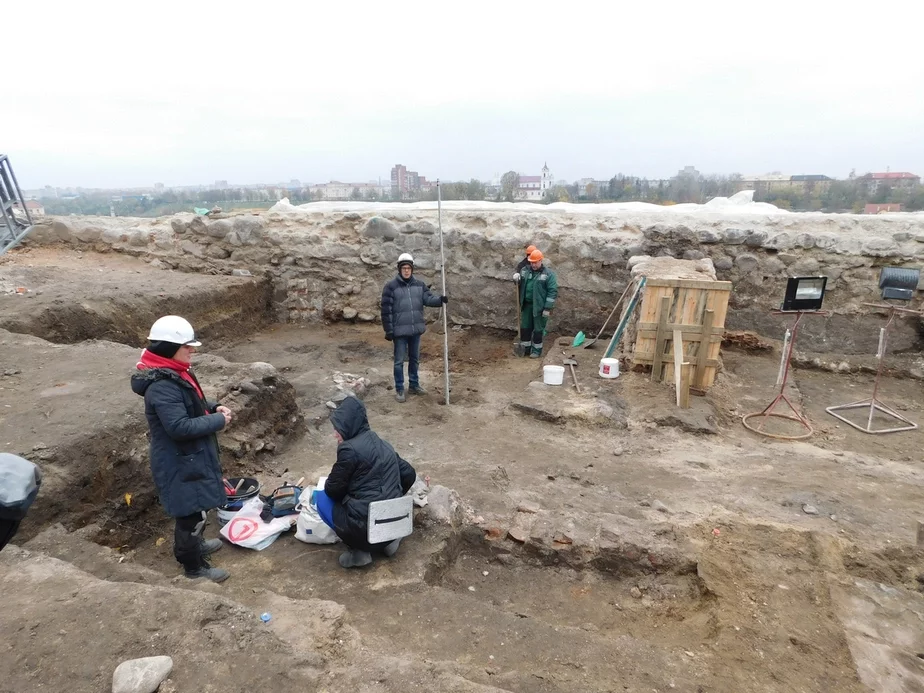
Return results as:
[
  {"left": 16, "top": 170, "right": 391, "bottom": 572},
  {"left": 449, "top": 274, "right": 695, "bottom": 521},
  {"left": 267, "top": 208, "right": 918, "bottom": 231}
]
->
[{"left": 631, "top": 278, "right": 731, "bottom": 390}]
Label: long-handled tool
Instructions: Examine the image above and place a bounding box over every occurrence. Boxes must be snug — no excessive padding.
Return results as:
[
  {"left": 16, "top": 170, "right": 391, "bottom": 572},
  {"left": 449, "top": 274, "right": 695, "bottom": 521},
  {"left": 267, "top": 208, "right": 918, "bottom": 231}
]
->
[
  {"left": 584, "top": 282, "right": 633, "bottom": 349},
  {"left": 514, "top": 282, "right": 526, "bottom": 357},
  {"left": 603, "top": 277, "right": 647, "bottom": 359},
  {"left": 563, "top": 353, "right": 580, "bottom": 393}
]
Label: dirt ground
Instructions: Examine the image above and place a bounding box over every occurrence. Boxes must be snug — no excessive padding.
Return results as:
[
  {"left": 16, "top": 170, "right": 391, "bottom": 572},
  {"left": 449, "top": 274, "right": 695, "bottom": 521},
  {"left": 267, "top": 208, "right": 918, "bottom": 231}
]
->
[{"left": 3, "top": 249, "right": 924, "bottom": 692}]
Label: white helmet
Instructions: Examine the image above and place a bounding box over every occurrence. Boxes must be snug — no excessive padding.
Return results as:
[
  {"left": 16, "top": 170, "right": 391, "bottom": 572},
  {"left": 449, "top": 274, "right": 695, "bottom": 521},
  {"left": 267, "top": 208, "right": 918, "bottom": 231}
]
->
[
  {"left": 397, "top": 253, "right": 414, "bottom": 268},
  {"left": 147, "top": 315, "right": 201, "bottom": 346}
]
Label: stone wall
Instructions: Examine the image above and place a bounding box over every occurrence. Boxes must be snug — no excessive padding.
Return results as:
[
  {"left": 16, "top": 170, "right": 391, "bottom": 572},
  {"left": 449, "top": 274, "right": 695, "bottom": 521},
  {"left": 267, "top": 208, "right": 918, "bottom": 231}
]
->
[{"left": 23, "top": 205, "right": 924, "bottom": 354}]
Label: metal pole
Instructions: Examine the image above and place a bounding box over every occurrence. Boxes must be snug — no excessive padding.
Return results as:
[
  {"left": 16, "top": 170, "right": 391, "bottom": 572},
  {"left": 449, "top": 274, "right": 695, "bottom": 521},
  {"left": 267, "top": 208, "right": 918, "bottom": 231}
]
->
[{"left": 437, "top": 180, "right": 450, "bottom": 405}]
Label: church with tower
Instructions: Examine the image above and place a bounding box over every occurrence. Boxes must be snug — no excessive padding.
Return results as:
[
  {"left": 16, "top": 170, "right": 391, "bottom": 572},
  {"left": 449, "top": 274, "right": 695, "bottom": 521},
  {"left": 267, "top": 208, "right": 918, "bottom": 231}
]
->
[{"left": 517, "top": 163, "right": 554, "bottom": 200}]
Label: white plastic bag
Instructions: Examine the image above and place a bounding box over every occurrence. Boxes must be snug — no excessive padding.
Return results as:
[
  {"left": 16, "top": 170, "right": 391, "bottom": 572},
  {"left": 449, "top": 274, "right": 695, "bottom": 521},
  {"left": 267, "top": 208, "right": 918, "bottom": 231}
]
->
[
  {"left": 220, "top": 496, "right": 295, "bottom": 551},
  {"left": 294, "top": 487, "right": 340, "bottom": 545}
]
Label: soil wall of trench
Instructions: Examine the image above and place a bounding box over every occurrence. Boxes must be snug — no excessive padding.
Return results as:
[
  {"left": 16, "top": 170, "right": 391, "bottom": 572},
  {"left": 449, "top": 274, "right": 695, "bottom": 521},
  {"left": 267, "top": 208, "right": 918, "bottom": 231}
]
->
[{"left": 24, "top": 204, "right": 924, "bottom": 354}]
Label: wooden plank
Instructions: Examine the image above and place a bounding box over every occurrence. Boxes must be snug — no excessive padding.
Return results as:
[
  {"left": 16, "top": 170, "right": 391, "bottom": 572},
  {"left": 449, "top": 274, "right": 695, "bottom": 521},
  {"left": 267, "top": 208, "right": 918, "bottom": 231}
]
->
[
  {"left": 679, "top": 363, "right": 692, "bottom": 409},
  {"left": 703, "top": 287, "right": 730, "bottom": 389},
  {"left": 694, "top": 309, "right": 715, "bottom": 389},
  {"left": 642, "top": 279, "right": 732, "bottom": 290},
  {"left": 637, "top": 329, "right": 721, "bottom": 343},
  {"left": 634, "top": 355, "right": 719, "bottom": 367},
  {"left": 650, "top": 295, "right": 671, "bottom": 383},
  {"left": 672, "top": 330, "right": 683, "bottom": 406}
]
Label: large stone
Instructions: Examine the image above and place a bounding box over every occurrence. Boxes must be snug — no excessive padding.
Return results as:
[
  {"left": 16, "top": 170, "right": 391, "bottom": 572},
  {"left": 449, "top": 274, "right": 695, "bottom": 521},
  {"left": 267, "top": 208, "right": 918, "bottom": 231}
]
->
[
  {"left": 73, "top": 226, "right": 103, "bottom": 243},
  {"left": 734, "top": 253, "right": 759, "bottom": 273},
  {"left": 151, "top": 230, "right": 174, "bottom": 251},
  {"left": 792, "top": 257, "right": 820, "bottom": 275},
  {"left": 863, "top": 237, "right": 898, "bottom": 257},
  {"left": 743, "top": 230, "right": 768, "bottom": 247},
  {"left": 101, "top": 228, "right": 126, "bottom": 245},
  {"left": 205, "top": 245, "right": 230, "bottom": 259},
  {"left": 723, "top": 228, "right": 747, "bottom": 244},
  {"left": 180, "top": 240, "right": 205, "bottom": 257},
  {"left": 232, "top": 217, "right": 264, "bottom": 244},
  {"left": 362, "top": 216, "right": 399, "bottom": 241},
  {"left": 111, "top": 655, "right": 173, "bottom": 693},
  {"left": 713, "top": 255, "right": 733, "bottom": 271},
  {"left": 654, "top": 410, "right": 717, "bottom": 435},
  {"left": 206, "top": 219, "right": 233, "bottom": 239},
  {"left": 421, "top": 485, "right": 463, "bottom": 526}
]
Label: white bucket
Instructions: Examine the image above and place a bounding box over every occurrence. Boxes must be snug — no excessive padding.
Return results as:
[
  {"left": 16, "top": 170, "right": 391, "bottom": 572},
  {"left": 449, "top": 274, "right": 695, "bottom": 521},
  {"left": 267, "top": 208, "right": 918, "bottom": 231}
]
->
[
  {"left": 217, "top": 507, "right": 239, "bottom": 527},
  {"left": 598, "top": 358, "right": 620, "bottom": 379},
  {"left": 543, "top": 365, "right": 565, "bottom": 385}
]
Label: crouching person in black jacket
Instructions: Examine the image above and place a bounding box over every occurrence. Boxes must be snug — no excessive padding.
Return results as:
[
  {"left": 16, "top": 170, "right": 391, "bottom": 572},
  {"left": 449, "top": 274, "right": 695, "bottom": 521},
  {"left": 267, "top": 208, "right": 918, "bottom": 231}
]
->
[{"left": 314, "top": 396, "right": 417, "bottom": 568}]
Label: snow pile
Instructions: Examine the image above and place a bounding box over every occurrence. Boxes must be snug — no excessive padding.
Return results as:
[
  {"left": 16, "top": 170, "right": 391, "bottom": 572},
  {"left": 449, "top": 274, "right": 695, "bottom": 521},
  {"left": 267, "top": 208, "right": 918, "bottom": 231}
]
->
[{"left": 269, "top": 190, "right": 792, "bottom": 217}]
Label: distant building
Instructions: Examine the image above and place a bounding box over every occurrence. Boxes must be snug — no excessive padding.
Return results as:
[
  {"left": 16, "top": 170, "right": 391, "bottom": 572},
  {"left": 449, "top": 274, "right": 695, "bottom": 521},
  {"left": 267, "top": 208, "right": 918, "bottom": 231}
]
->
[
  {"left": 790, "top": 174, "right": 834, "bottom": 195},
  {"left": 309, "top": 181, "right": 388, "bottom": 201},
  {"left": 736, "top": 174, "right": 791, "bottom": 195},
  {"left": 517, "top": 163, "right": 553, "bottom": 200},
  {"left": 865, "top": 203, "right": 903, "bottom": 214},
  {"left": 858, "top": 172, "right": 920, "bottom": 194},
  {"left": 391, "top": 164, "right": 432, "bottom": 199},
  {"left": 213, "top": 180, "right": 229, "bottom": 189},
  {"left": 13, "top": 200, "right": 44, "bottom": 217}
]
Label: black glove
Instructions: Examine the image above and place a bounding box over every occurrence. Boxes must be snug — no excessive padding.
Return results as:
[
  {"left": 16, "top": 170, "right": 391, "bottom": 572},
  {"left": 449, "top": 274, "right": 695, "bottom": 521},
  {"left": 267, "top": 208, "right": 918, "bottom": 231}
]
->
[
  {"left": 440, "top": 295, "right": 449, "bottom": 304},
  {"left": 385, "top": 332, "right": 393, "bottom": 342}
]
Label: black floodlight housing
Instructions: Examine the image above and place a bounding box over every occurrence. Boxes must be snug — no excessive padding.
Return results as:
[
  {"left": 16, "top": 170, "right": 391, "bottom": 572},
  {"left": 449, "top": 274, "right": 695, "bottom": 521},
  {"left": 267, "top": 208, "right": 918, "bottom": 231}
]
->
[
  {"left": 781, "top": 276, "right": 827, "bottom": 312},
  {"left": 879, "top": 266, "right": 919, "bottom": 302}
]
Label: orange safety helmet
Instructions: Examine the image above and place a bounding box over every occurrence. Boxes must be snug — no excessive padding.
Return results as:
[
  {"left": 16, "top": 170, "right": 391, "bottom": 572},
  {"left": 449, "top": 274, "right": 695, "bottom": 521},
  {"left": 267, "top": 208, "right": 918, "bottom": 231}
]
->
[
  {"left": 528, "top": 249, "right": 544, "bottom": 263},
  {"left": 525, "top": 244, "right": 537, "bottom": 256}
]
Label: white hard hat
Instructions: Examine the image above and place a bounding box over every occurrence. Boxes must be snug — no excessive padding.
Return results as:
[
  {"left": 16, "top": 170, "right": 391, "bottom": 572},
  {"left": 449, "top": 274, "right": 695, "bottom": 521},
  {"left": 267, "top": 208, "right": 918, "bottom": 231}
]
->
[
  {"left": 397, "top": 253, "right": 414, "bottom": 267},
  {"left": 147, "top": 315, "right": 201, "bottom": 346}
]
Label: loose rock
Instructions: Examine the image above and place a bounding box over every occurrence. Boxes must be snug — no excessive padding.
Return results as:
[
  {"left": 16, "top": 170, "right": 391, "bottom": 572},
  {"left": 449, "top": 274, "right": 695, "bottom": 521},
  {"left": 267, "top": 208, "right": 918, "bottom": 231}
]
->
[{"left": 112, "top": 656, "right": 173, "bottom": 693}]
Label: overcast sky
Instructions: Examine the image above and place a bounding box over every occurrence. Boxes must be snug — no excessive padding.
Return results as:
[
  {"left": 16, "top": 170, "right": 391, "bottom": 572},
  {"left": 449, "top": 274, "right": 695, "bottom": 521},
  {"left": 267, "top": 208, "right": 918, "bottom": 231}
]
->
[{"left": 4, "top": 0, "right": 923, "bottom": 189}]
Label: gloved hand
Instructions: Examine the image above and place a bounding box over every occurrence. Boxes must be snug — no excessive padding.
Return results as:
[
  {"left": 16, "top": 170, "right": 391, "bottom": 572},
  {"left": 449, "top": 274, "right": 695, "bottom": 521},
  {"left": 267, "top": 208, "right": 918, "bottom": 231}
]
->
[
  {"left": 512, "top": 272, "right": 520, "bottom": 282},
  {"left": 542, "top": 310, "right": 550, "bottom": 318},
  {"left": 385, "top": 332, "right": 393, "bottom": 342},
  {"left": 441, "top": 295, "right": 449, "bottom": 304}
]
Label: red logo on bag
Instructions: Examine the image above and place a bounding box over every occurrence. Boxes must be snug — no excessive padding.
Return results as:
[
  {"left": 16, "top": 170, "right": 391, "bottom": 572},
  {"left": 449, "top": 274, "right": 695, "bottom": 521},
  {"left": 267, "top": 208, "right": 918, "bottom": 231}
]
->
[{"left": 227, "top": 517, "right": 258, "bottom": 542}]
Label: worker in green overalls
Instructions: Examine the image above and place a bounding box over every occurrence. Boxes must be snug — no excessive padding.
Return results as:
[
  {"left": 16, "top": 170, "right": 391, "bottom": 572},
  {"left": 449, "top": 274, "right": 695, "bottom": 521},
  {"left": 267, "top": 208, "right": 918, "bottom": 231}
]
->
[{"left": 517, "top": 249, "right": 559, "bottom": 358}]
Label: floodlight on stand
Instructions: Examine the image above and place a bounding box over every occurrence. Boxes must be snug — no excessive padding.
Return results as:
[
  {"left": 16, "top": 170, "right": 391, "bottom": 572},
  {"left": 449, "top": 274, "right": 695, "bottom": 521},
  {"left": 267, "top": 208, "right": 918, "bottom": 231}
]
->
[
  {"left": 781, "top": 276, "right": 827, "bottom": 312},
  {"left": 826, "top": 266, "right": 922, "bottom": 434},
  {"left": 743, "top": 277, "right": 830, "bottom": 440},
  {"left": 878, "top": 266, "right": 918, "bottom": 302}
]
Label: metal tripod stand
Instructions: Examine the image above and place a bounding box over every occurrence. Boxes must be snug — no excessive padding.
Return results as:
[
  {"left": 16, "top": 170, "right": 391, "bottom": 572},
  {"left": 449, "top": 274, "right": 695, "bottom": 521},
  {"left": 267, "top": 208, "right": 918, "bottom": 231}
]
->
[
  {"left": 825, "top": 303, "right": 921, "bottom": 434},
  {"left": 742, "top": 310, "right": 828, "bottom": 440}
]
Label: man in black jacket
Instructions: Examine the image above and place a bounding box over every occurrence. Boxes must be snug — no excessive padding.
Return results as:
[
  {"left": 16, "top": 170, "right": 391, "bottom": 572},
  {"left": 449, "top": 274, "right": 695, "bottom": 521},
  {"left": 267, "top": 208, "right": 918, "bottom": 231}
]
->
[
  {"left": 380, "top": 253, "right": 447, "bottom": 402},
  {"left": 317, "top": 397, "right": 417, "bottom": 568}
]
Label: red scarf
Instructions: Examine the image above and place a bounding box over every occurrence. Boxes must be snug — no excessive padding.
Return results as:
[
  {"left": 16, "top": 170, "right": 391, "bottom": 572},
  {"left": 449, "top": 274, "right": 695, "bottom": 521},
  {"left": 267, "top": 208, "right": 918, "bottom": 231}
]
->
[{"left": 137, "top": 349, "right": 207, "bottom": 405}]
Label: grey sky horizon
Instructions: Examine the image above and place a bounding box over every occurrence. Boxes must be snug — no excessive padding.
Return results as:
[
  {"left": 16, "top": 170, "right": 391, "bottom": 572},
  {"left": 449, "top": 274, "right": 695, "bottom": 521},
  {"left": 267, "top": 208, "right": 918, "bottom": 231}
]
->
[{"left": 5, "top": 0, "right": 922, "bottom": 190}]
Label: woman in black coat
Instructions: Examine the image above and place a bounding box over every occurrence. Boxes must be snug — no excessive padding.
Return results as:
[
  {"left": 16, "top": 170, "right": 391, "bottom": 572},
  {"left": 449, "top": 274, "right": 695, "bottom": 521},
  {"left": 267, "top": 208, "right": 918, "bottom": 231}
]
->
[{"left": 130, "top": 315, "right": 233, "bottom": 582}]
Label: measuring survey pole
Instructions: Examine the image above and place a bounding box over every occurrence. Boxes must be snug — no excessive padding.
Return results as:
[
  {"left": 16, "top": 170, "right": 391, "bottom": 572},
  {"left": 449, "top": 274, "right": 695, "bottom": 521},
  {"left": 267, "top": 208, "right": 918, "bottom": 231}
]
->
[{"left": 437, "top": 180, "right": 450, "bottom": 405}]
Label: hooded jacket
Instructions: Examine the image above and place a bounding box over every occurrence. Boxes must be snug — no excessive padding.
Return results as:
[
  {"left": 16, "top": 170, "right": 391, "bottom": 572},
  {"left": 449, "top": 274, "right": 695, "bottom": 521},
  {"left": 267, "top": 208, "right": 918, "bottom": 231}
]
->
[
  {"left": 130, "top": 368, "right": 226, "bottom": 518},
  {"left": 381, "top": 272, "right": 443, "bottom": 338},
  {"left": 324, "top": 397, "right": 416, "bottom": 549}
]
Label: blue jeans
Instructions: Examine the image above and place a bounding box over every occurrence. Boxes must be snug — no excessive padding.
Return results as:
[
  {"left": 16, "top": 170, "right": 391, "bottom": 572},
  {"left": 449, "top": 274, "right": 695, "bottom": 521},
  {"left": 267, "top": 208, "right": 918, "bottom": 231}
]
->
[
  {"left": 393, "top": 334, "right": 421, "bottom": 393},
  {"left": 314, "top": 489, "right": 335, "bottom": 529}
]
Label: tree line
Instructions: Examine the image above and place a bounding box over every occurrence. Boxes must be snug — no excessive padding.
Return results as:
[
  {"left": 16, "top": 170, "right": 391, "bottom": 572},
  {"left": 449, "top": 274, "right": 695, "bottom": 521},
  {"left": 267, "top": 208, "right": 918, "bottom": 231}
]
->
[{"left": 35, "top": 172, "right": 924, "bottom": 216}]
